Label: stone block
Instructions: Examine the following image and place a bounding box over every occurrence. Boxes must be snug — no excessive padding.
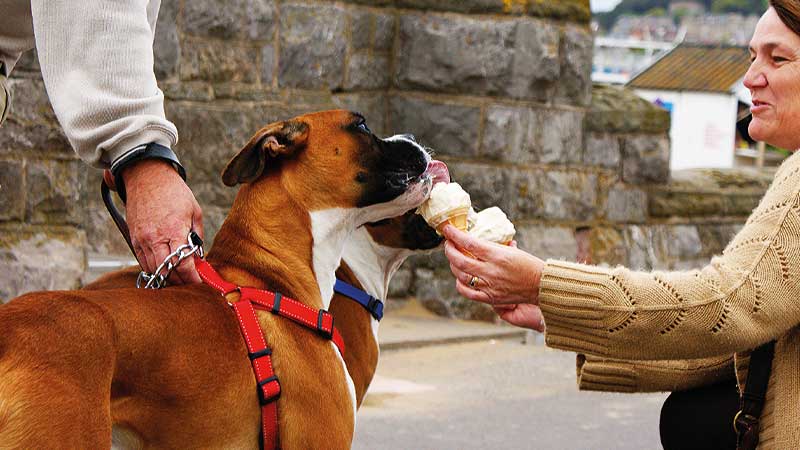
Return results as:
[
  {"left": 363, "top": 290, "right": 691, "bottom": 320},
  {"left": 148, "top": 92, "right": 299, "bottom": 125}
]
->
[
  {"left": 588, "top": 227, "right": 627, "bottom": 267},
  {"left": 604, "top": 183, "right": 648, "bottom": 223},
  {"left": 622, "top": 225, "right": 659, "bottom": 270},
  {"left": 698, "top": 224, "right": 741, "bottom": 257},
  {"left": 395, "top": 15, "right": 516, "bottom": 96},
  {"left": 350, "top": 10, "right": 373, "bottom": 51},
  {"left": 4, "top": 78, "right": 58, "bottom": 125},
  {"left": 278, "top": 3, "right": 347, "bottom": 90},
  {"left": 14, "top": 49, "right": 40, "bottom": 73},
  {"left": 166, "top": 102, "right": 287, "bottom": 206},
  {"left": 586, "top": 85, "right": 671, "bottom": 134},
  {"left": 162, "top": 81, "right": 215, "bottom": 101},
  {"left": 555, "top": 25, "right": 593, "bottom": 106},
  {"left": 154, "top": 0, "right": 180, "bottom": 80},
  {"left": 180, "top": 40, "right": 260, "bottom": 83},
  {"left": 723, "top": 193, "right": 762, "bottom": 216},
  {"left": 387, "top": 266, "right": 413, "bottom": 298},
  {"left": 528, "top": 107, "right": 584, "bottom": 164},
  {"left": 388, "top": 95, "right": 480, "bottom": 157},
  {"left": 448, "top": 162, "right": 511, "bottom": 213},
  {"left": 0, "top": 228, "right": 87, "bottom": 301},
  {"left": 397, "top": 0, "right": 505, "bottom": 13},
  {"left": 25, "top": 160, "right": 82, "bottom": 225},
  {"left": 585, "top": 132, "right": 621, "bottom": 168},
  {"left": 540, "top": 170, "right": 598, "bottom": 221},
  {"left": 374, "top": 13, "right": 396, "bottom": 51},
  {"left": 482, "top": 106, "right": 530, "bottom": 162},
  {"left": 515, "top": 224, "right": 578, "bottom": 261},
  {"left": 183, "top": 0, "right": 276, "bottom": 40},
  {"left": 345, "top": 53, "right": 391, "bottom": 91},
  {"left": 621, "top": 134, "right": 670, "bottom": 185},
  {"left": 505, "top": 167, "right": 544, "bottom": 219},
  {"left": 332, "top": 93, "right": 388, "bottom": 136},
  {"left": 262, "top": 45, "right": 276, "bottom": 87},
  {"left": 649, "top": 191, "right": 725, "bottom": 218},
  {"left": 0, "top": 160, "right": 24, "bottom": 221},
  {"left": 526, "top": 0, "right": 591, "bottom": 23},
  {"left": 213, "top": 83, "right": 273, "bottom": 101},
  {"left": 506, "top": 19, "right": 560, "bottom": 101},
  {"left": 654, "top": 225, "right": 703, "bottom": 262},
  {"left": 414, "top": 267, "right": 495, "bottom": 321}
]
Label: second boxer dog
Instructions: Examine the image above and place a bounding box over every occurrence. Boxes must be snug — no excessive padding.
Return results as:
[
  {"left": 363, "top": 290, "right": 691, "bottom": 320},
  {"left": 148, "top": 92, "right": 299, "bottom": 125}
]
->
[
  {"left": 329, "top": 161, "right": 449, "bottom": 407},
  {"left": 0, "top": 110, "right": 437, "bottom": 449}
]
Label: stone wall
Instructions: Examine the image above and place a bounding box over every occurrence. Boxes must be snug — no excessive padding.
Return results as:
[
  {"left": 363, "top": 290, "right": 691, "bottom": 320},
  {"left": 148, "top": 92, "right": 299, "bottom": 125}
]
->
[{"left": 0, "top": 0, "right": 773, "bottom": 320}]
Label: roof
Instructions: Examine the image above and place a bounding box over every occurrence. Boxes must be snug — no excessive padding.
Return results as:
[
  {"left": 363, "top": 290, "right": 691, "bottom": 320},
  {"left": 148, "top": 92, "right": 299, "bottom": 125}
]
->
[{"left": 627, "top": 44, "right": 751, "bottom": 93}]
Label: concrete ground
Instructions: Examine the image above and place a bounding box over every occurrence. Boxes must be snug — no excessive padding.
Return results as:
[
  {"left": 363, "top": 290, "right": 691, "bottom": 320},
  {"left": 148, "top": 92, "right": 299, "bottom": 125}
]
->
[{"left": 353, "top": 301, "right": 668, "bottom": 450}]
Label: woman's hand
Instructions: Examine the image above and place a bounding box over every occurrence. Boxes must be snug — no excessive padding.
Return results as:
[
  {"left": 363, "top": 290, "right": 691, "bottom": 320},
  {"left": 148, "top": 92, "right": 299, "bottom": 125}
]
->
[
  {"left": 493, "top": 304, "right": 545, "bottom": 332},
  {"left": 442, "top": 224, "right": 544, "bottom": 306}
]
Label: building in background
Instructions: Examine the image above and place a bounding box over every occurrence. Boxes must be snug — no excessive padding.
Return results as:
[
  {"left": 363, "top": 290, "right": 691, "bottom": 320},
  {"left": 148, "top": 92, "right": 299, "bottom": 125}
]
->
[
  {"left": 627, "top": 43, "right": 754, "bottom": 170},
  {"left": 592, "top": 15, "right": 680, "bottom": 84}
]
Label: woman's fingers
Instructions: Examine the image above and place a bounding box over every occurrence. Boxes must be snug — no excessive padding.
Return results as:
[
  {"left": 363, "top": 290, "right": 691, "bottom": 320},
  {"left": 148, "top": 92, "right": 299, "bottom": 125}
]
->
[
  {"left": 444, "top": 240, "right": 486, "bottom": 277},
  {"left": 442, "top": 224, "right": 494, "bottom": 260}
]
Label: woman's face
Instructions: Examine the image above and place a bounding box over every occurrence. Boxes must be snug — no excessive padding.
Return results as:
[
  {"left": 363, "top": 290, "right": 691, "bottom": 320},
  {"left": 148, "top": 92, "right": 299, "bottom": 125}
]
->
[{"left": 744, "top": 7, "right": 800, "bottom": 150}]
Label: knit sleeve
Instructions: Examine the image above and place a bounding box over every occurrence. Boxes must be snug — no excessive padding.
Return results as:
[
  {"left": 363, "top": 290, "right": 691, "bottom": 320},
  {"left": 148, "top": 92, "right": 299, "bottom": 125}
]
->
[
  {"left": 575, "top": 354, "right": 735, "bottom": 393},
  {"left": 29, "top": 0, "right": 178, "bottom": 169},
  {"left": 539, "top": 153, "right": 800, "bottom": 360}
]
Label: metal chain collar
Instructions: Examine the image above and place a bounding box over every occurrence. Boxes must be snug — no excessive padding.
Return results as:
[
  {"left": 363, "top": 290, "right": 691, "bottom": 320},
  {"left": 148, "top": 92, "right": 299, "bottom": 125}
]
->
[{"left": 137, "top": 232, "right": 204, "bottom": 289}]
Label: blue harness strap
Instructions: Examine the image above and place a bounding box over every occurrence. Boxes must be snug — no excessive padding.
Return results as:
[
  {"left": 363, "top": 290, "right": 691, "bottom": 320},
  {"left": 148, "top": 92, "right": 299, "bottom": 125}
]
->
[{"left": 333, "top": 279, "right": 384, "bottom": 321}]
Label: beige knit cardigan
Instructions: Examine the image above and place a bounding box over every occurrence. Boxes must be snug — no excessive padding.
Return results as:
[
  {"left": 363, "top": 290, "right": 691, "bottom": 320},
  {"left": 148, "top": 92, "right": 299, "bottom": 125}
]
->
[{"left": 539, "top": 151, "right": 800, "bottom": 448}]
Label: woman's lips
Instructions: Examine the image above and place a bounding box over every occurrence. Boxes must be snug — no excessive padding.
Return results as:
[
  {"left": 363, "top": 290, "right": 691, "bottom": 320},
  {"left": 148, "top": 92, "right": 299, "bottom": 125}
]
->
[{"left": 751, "top": 100, "right": 770, "bottom": 114}]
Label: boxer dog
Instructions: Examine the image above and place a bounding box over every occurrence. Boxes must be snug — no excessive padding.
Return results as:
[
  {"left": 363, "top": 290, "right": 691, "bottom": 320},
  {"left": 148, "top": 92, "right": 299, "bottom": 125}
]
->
[
  {"left": 0, "top": 110, "right": 438, "bottom": 449},
  {"left": 329, "top": 162, "right": 449, "bottom": 407}
]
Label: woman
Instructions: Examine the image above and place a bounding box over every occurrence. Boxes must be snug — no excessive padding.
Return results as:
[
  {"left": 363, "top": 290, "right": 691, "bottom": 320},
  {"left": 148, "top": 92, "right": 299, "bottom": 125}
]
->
[{"left": 442, "top": 2, "right": 800, "bottom": 448}]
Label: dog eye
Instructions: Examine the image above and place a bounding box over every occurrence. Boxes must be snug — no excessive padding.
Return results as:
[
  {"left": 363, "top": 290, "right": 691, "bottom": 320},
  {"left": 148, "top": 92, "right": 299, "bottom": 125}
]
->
[{"left": 356, "top": 121, "right": 371, "bottom": 134}]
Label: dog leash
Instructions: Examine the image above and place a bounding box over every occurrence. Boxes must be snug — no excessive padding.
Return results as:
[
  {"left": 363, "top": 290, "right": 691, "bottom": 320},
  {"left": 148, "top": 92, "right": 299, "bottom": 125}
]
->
[
  {"left": 195, "top": 255, "right": 345, "bottom": 449},
  {"left": 333, "top": 279, "right": 384, "bottom": 321}
]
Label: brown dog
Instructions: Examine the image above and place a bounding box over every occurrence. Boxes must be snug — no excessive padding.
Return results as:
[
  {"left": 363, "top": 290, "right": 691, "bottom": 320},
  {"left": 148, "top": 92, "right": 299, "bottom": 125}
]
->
[
  {"left": 0, "top": 110, "right": 435, "bottom": 448},
  {"left": 329, "top": 160, "right": 448, "bottom": 407}
]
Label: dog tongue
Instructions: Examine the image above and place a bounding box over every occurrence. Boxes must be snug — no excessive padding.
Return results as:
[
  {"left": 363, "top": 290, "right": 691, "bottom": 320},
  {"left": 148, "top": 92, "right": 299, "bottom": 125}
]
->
[{"left": 427, "top": 160, "right": 450, "bottom": 184}]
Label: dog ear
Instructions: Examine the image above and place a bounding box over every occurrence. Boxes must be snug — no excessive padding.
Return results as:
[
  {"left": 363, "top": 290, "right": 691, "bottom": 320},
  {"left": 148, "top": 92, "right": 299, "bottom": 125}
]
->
[{"left": 222, "top": 120, "right": 309, "bottom": 186}]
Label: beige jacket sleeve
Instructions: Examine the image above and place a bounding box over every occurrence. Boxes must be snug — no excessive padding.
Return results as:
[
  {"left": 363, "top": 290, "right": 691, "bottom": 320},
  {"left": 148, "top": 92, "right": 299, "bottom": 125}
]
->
[
  {"left": 1, "top": 0, "right": 177, "bottom": 168},
  {"left": 575, "top": 354, "right": 735, "bottom": 393},
  {"left": 539, "top": 152, "right": 800, "bottom": 361}
]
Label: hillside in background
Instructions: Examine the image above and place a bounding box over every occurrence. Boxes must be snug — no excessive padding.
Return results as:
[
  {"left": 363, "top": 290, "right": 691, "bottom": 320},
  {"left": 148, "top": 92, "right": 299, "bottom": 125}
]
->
[{"left": 596, "top": 0, "right": 768, "bottom": 31}]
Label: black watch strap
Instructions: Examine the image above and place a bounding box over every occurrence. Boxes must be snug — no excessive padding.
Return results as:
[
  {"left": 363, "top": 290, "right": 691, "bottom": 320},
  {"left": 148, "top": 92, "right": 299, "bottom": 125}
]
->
[{"left": 110, "top": 143, "right": 186, "bottom": 203}]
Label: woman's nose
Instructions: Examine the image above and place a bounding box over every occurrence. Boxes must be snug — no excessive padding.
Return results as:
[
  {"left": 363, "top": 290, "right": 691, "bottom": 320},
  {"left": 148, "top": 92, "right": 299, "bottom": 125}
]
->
[{"left": 743, "top": 63, "right": 767, "bottom": 89}]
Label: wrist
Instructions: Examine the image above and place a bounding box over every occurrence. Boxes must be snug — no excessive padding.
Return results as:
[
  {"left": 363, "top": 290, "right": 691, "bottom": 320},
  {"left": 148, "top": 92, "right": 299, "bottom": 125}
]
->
[
  {"left": 111, "top": 143, "right": 186, "bottom": 202},
  {"left": 121, "top": 159, "right": 182, "bottom": 188}
]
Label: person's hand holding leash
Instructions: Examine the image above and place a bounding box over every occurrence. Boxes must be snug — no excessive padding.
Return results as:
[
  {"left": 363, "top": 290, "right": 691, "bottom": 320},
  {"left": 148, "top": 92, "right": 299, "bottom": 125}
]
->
[{"left": 121, "top": 159, "right": 204, "bottom": 284}]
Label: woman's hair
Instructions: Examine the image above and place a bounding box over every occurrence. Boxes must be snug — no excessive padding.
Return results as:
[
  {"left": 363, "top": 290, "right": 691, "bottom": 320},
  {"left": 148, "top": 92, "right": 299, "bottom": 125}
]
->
[{"left": 770, "top": 0, "right": 800, "bottom": 37}]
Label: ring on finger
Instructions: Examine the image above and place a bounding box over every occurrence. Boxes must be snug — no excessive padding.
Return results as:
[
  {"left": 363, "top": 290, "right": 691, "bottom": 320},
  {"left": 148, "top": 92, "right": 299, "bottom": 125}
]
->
[{"left": 468, "top": 275, "right": 480, "bottom": 288}]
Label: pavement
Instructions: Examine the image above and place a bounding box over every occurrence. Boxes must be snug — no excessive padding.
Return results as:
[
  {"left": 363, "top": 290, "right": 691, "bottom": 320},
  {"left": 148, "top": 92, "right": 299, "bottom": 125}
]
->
[{"left": 377, "top": 298, "right": 533, "bottom": 350}]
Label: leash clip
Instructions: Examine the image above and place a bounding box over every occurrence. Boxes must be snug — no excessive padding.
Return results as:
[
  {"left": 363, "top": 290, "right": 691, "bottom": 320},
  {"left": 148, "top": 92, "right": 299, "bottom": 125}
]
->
[{"left": 137, "top": 231, "right": 204, "bottom": 289}]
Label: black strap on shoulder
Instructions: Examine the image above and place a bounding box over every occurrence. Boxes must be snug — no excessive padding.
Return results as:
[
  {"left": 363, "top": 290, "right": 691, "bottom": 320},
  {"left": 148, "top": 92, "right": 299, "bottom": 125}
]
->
[
  {"left": 110, "top": 142, "right": 186, "bottom": 203},
  {"left": 734, "top": 340, "right": 775, "bottom": 450}
]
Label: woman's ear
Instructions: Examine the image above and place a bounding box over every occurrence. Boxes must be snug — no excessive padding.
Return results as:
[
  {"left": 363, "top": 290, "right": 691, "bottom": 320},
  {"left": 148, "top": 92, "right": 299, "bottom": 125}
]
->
[{"left": 221, "top": 120, "right": 309, "bottom": 186}]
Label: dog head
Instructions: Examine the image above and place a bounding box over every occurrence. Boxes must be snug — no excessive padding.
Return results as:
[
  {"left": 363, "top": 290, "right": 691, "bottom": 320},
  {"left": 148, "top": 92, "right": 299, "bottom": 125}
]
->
[
  {"left": 222, "top": 110, "right": 433, "bottom": 224},
  {"left": 362, "top": 160, "right": 449, "bottom": 252}
]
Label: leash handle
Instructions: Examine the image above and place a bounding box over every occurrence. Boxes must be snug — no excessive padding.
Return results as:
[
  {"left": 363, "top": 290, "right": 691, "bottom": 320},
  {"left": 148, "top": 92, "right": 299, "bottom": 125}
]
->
[{"left": 101, "top": 173, "right": 137, "bottom": 259}]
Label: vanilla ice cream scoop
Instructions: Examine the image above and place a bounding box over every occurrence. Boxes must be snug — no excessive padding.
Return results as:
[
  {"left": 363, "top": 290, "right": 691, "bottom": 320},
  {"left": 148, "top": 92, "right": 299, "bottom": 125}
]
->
[
  {"left": 469, "top": 206, "right": 516, "bottom": 244},
  {"left": 467, "top": 207, "right": 478, "bottom": 231},
  {"left": 417, "top": 182, "right": 472, "bottom": 234}
]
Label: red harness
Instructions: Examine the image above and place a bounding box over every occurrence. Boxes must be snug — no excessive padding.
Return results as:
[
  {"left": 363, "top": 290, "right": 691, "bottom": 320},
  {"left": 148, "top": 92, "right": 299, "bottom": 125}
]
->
[{"left": 194, "top": 255, "right": 345, "bottom": 449}]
